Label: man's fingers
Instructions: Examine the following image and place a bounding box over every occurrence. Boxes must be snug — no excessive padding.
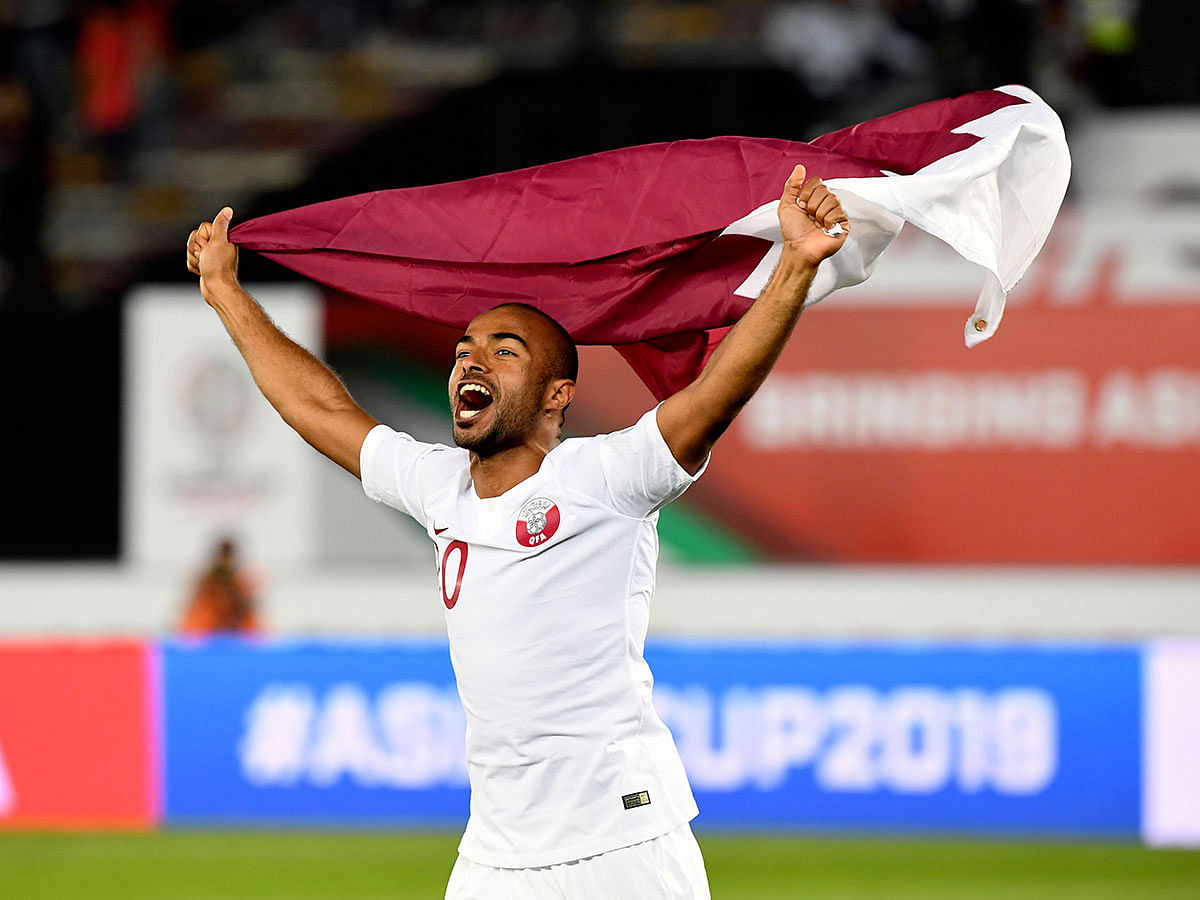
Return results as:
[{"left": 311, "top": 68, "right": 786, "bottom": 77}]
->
[
  {"left": 797, "top": 179, "right": 849, "bottom": 228},
  {"left": 780, "top": 165, "right": 807, "bottom": 204},
  {"left": 812, "top": 193, "right": 840, "bottom": 224},
  {"left": 185, "top": 210, "right": 236, "bottom": 279},
  {"left": 186, "top": 229, "right": 201, "bottom": 273},
  {"left": 826, "top": 213, "right": 848, "bottom": 233},
  {"left": 779, "top": 166, "right": 849, "bottom": 253},
  {"left": 785, "top": 171, "right": 837, "bottom": 214},
  {"left": 211, "top": 206, "right": 234, "bottom": 240},
  {"left": 796, "top": 176, "right": 827, "bottom": 208}
]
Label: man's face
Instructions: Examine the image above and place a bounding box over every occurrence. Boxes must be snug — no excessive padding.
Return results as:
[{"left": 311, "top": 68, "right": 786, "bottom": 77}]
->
[{"left": 449, "top": 307, "right": 553, "bottom": 456}]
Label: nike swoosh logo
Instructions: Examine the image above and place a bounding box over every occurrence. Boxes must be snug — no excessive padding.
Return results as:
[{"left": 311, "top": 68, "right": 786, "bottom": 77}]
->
[{"left": 434, "top": 526, "right": 449, "bottom": 535}]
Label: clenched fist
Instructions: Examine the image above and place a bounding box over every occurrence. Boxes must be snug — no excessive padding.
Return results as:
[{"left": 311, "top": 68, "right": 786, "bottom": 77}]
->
[
  {"left": 777, "top": 165, "right": 849, "bottom": 267},
  {"left": 186, "top": 207, "right": 239, "bottom": 302}
]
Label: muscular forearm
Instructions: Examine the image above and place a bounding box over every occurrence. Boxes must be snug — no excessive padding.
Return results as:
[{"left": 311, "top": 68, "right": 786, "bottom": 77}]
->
[
  {"left": 696, "top": 250, "right": 815, "bottom": 416},
  {"left": 657, "top": 166, "right": 848, "bottom": 473},
  {"left": 660, "top": 250, "right": 815, "bottom": 469},
  {"left": 204, "top": 277, "right": 337, "bottom": 418},
  {"left": 187, "top": 207, "right": 376, "bottom": 475},
  {"left": 202, "top": 276, "right": 377, "bottom": 475}
]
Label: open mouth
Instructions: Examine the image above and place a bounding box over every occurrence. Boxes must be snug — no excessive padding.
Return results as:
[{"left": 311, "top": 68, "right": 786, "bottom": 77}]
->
[{"left": 455, "top": 381, "right": 495, "bottom": 422}]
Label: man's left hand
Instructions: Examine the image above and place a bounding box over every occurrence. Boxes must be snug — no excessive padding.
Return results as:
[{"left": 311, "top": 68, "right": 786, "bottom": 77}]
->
[{"left": 777, "top": 164, "right": 850, "bottom": 267}]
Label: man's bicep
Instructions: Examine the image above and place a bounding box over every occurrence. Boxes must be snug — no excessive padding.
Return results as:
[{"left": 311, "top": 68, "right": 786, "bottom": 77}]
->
[
  {"left": 304, "top": 406, "right": 379, "bottom": 479},
  {"left": 655, "top": 385, "right": 714, "bottom": 476}
]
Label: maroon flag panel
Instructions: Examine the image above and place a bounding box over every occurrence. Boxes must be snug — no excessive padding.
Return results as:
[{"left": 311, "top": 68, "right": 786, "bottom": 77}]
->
[{"left": 231, "top": 88, "right": 1056, "bottom": 399}]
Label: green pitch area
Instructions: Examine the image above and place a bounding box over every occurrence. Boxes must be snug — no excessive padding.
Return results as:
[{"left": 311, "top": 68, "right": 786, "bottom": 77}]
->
[{"left": 1, "top": 831, "right": 1197, "bottom": 899}]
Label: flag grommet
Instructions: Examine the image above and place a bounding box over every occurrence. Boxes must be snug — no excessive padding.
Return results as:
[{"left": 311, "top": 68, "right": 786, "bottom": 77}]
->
[{"left": 974, "top": 318, "right": 988, "bottom": 332}]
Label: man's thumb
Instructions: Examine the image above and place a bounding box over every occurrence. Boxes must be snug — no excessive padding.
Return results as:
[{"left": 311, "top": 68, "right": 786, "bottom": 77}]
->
[{"left": 212, "top": 206, "right": 234, "bottom": 238}]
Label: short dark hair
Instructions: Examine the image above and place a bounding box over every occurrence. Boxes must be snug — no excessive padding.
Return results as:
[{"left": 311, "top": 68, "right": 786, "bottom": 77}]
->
[{"left": 491, "top": 303, "right": 578, "bottom": 382}]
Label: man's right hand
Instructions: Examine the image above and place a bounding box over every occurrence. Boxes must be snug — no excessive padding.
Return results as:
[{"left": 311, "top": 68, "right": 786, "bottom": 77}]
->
[
  {"left": 182, "top": 204, "right": 378, "bottom": 478},
  {"left": 186, "top": 207, "right": 239, "bottom": 302}
]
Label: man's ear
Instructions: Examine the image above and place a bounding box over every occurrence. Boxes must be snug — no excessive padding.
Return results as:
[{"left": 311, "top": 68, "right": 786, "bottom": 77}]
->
[{"left": 545, "top": 378, "right": 576, "bottom": 412}]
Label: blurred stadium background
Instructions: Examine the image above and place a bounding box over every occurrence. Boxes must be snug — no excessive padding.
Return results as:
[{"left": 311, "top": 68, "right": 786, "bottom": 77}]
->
[{"left": 1, "top": 1, "right": 1198, "bottom": 897}]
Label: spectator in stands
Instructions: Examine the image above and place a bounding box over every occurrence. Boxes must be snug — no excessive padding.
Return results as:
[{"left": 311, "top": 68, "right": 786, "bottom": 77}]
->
[
  {"left": 128, "top": 0, "right": 176, "bottom": 152},
  {"left": 76, "top": 0, "right": 140, "bottom": 179},
  {"left": 178, "top": 536, "right": 261, "bottom": 636}
]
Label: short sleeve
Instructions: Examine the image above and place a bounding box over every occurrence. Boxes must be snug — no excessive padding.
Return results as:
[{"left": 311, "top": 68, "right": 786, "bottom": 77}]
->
[
  {"left": 590, "top": 405, "right": 708, "bottom": 519},
  {"left": 359, "top": 424, "right": 443, "bottom": 525}
]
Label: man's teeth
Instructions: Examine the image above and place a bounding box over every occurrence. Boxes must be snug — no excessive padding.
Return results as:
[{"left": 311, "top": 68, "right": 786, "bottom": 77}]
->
[{"left": 457, "top": 383, "right": 492, "bottom": 421}]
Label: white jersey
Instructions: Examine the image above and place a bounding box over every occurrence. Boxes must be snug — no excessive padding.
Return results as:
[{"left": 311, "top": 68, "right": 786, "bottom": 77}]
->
[{"left": 360, "top": 406, "right": 704, "bottom": 868}]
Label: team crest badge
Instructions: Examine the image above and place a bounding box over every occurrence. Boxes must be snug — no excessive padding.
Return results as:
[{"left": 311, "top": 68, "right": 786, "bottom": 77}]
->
[{"left": 516, "top": 497, "right": 560, "bottom": 547}]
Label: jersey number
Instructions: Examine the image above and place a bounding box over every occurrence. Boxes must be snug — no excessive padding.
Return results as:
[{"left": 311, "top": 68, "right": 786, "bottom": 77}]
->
[{"left": 440, "top": 541, "right": 468, "bottom": 609}]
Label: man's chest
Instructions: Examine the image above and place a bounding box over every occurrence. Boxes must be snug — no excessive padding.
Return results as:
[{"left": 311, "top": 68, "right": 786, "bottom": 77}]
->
[
  {"left": 428, "top": 488, "right": 568, "bottom": 552},
  {"left": 424, "top": 486, "right": 636, "bottom": 634}
]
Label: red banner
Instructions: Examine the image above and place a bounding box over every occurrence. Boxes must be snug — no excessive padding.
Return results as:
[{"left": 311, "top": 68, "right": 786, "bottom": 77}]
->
[
  {"left": 575, "top": 297, "right": 1200, "bottom": 563},
  {"left": 0, "top": 642, "right": 155, "bottom": 828}
]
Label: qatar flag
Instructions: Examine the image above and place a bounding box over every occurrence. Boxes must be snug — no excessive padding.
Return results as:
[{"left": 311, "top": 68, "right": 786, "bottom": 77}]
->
[{"left": 231, "top": 85, "right": 1069, "bottom": 400}]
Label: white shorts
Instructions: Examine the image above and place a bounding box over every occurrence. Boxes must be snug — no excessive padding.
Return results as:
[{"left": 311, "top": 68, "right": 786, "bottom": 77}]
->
[{"left": 444, "top": 823, "right": 711, "bottom": 900}]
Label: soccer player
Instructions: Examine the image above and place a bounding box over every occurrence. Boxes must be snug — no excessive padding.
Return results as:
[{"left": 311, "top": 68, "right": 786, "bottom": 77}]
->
[{"left": 186, "top": 165, "right": 848, "bottom": 899}]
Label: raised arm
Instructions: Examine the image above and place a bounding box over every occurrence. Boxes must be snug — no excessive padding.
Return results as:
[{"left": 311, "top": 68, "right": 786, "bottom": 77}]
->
[
  {"left": 657, "top": 165, "right": 849, "bottom": 474},
  {"left": 186, "top": 207, "right": 378, "bottom": 478}
]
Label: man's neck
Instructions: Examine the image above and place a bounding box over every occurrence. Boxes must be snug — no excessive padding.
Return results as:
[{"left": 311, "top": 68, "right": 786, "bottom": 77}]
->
[{"left": 469, "top": 437, "right": 559, "bottom": 498}]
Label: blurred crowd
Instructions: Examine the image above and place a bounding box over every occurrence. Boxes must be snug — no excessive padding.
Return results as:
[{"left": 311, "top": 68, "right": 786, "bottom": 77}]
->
[{"left": 1, "top": 0, "right": 1192, "bottom": 313}]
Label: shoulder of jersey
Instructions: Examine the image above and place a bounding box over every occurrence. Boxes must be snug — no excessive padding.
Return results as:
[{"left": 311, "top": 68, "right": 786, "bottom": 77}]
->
[
  {"left": 417, "top": 441, "right": 472, "bottom": 481},
  {"left": 542, "top": 435, "right": 599, "bottom": 470}
]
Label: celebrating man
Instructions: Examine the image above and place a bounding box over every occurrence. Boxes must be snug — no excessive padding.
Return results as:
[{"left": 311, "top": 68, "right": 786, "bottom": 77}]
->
[{"left": 186, "top": 165, "right": 848, "bottom": 899}]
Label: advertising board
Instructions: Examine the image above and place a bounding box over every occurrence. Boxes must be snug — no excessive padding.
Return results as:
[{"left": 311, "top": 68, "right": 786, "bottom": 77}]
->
[
  {"left": 0, "top": 641, "right": 154, "bottom": 828},
  {"left": 162, "top": 640, "right": 468, "bottom": 825},
  {"left": 0, "top": 637, "right": 1184, "bottom": 841},
  {"left": 160, "top": 639, "right": 1141, "bottom": 836},
  {"left": 651, "top": 641, "right": 1140, "bottom": 835},
  {"left": 123, "top": 285, "right": 322, "bottom": 567}
]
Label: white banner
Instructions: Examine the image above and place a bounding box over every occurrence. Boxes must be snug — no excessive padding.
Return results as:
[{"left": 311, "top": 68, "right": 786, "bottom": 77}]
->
[
  {"left": 123, "top": 285, "right": 321, "bottom": 567},
  {"left": 1143, "top": 639, "right": 1200, "bottom": 847}
]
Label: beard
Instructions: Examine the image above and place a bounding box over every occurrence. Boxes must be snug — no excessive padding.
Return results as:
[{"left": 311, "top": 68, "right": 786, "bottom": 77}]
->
[{"left": 452, "top": 385, "right": 545, "bottom": 457}]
